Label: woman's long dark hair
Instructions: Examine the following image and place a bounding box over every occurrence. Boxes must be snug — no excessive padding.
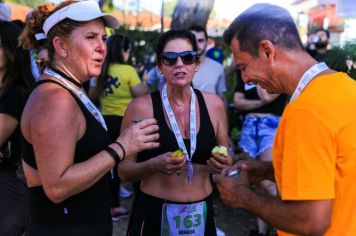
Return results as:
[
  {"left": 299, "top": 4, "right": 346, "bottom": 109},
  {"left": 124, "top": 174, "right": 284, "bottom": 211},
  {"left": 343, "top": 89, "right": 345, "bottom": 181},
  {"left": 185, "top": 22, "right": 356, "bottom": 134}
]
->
[
  {"left": 92, "top": 34, "right": 131, "bottom": 104},
  {"left": 0, "top": 21, "right": 34, "bottom": 98}
]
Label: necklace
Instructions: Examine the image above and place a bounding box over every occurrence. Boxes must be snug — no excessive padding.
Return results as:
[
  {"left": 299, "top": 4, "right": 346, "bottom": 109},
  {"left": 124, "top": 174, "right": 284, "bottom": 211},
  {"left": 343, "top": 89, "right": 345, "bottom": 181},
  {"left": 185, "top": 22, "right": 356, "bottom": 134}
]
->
[
  {"left": 49, "top": 66, "right": 83, "bottom": 88},
  {"left": 44, "top": 68, "right": 107, "bottom": 131}
]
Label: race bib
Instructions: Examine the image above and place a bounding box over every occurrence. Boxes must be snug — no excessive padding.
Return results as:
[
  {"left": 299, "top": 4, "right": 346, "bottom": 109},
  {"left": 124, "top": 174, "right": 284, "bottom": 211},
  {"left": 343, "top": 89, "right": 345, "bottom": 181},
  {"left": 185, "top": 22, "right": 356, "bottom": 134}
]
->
[{"left": 161, "top": 201, "right": 207, "bottom": 236}]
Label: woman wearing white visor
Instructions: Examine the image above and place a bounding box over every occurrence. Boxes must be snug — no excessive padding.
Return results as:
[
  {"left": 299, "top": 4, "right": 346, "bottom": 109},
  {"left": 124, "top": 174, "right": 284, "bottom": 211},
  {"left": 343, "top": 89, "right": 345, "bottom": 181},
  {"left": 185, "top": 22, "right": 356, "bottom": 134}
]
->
[{"left": 19, "top": 1, "right": 159, "bottom": 235}]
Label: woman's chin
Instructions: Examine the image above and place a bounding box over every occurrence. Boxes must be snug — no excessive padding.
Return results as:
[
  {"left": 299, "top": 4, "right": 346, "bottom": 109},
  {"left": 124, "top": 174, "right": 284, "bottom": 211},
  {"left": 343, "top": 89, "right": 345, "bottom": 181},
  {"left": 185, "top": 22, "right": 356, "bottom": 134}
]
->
[
  {"left": 169, "top": 80, "right": 191, "bottom": 88},
  {"left": 89, "top": 70, "right": 101, "bottom": 79}
]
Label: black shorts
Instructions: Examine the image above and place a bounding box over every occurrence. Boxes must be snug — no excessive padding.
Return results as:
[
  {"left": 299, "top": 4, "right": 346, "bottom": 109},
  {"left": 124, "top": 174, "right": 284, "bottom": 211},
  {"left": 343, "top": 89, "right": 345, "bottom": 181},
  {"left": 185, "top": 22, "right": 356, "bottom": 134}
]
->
[
  {"left": 0, "top": 171, "right": 29, "bottom": 236},
  {"left": 25, "top": 221, "right": 112, "bottom": 236},
  {"left": 127, "top": 191, "right": 217, "bottom": 236}
]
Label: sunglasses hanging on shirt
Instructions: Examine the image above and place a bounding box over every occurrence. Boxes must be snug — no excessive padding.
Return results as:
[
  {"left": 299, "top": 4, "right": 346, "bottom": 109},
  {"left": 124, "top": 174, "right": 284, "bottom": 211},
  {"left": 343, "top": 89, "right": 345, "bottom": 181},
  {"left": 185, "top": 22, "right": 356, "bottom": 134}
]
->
[{"left": 159, "top": 51, "right": 198, "bottom": 66}]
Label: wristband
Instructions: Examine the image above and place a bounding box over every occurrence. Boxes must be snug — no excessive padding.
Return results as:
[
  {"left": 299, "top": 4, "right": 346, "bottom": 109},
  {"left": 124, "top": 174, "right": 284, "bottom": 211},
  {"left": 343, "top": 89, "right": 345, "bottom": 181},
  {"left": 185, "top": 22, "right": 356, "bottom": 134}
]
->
[
  {"left": 114, "top": 141, "right": 126, "bottom": 160},
  {"left": 104, "top": 146, "right": 121, "bottom": 165}
]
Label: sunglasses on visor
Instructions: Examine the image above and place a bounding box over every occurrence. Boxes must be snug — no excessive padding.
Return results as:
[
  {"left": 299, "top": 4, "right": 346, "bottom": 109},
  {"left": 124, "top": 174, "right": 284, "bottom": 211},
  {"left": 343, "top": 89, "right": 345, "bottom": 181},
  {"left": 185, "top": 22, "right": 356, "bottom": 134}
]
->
[{"left": 159, "top": 51, "right": 198, "bottom": 66}]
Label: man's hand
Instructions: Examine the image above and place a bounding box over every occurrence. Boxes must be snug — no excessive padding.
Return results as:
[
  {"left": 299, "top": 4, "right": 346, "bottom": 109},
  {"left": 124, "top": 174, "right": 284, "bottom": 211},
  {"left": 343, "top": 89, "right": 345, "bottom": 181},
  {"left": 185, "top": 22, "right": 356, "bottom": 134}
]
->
[
  {"left": 223, "top": 160, "right": 274, "bottom": 183},
  {"left": 215, "top": 170, "right": 252, "bottom": 208}
]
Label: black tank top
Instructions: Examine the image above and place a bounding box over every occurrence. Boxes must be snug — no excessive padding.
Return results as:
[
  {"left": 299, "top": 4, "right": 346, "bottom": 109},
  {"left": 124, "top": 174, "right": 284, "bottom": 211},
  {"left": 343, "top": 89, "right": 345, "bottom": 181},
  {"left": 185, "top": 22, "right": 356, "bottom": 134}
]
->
[
  {"left": 22, "top": 80, "right": 112, "bottom": 224},
  {"left": 137, "top": 89, "right": 217, "bottom": 164}
]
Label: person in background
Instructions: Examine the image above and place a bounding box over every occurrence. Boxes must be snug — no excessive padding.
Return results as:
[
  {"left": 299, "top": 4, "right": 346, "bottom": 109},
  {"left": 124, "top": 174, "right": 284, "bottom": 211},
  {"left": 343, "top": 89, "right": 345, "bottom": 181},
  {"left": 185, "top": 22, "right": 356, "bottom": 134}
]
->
[
  {"left": 119, "top": 29, "right": 231, "bottom": 236},
  {"left": 306, "top": 28, "right": 331, "bottom": 61},
  {"left": 233, "top": 70, "right": 287, "bottom": 236},
  {"left": 31, "top": 48, "right": 49, "bottom": 80},
  {"left": 216, "top": 3, "right": 356, "bottom": 236},
  {"left": 205, "top": 37, "right": 225, "bottom": 65},
  {"left": 89, "top": 33, "right": 149, "bottom": 221},
  {"left": 189, "top": 25, "right": 227, "bottom": 102},
  {"left": 0, "top": 0, "right": 11, "bottom": 21},
  {"left": 0, "top": 20, "right": 34, "bottom": 236},
  {"left": 18, "top": 1, "right": 159, "bottom": 235},
  {"left": 142, "top": 65, "right": 165, "bottom": 92},
  {"left": 11, "top": 19, "right": 25, "bottom": 30}
]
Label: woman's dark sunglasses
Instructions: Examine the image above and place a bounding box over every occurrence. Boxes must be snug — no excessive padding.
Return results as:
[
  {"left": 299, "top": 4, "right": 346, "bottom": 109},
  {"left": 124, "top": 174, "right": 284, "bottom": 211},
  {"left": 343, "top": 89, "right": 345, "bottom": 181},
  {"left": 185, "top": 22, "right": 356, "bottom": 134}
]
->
[{"left": 159, "top": 51, "right": 198, "bottom": 66}]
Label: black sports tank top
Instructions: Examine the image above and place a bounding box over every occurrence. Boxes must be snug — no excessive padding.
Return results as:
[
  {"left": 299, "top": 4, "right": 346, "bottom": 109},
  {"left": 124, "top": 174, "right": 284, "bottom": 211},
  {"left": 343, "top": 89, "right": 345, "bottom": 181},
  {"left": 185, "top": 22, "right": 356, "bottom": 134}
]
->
[
  {"left": 22, "top": 79, "right": 112, "bottom": 224},
  {"left": 137, "top": 89, "right": 217, "bottom": 164}
]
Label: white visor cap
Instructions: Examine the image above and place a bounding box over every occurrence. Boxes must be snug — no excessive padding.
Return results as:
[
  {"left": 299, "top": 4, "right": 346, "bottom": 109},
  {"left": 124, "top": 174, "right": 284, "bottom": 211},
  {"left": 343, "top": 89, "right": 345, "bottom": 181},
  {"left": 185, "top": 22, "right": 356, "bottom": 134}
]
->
[{"left": 35, "top": 1, "right": 119, "bottom": 40}]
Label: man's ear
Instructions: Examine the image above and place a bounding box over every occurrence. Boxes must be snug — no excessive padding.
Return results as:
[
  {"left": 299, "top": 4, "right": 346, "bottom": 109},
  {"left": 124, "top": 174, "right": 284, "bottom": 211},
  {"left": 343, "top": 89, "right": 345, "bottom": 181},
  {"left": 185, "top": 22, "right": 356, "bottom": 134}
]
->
[
  {"left": 259, "top": 40, "right": 275, "bottom": 62},
  {"left": 52, "top": 36, "right": 68, "bottom": 58}
]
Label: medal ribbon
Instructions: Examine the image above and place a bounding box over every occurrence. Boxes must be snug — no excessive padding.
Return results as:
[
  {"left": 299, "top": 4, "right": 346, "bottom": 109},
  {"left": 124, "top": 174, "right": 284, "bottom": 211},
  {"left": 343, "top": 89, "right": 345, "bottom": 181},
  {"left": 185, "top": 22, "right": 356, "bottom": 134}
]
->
[
  {"left": 162, "top": 85, "right": 197, "bottom": 167},
  {"left": 290, "top": 62, "right": 329, "bottom": 102},
  {"left": 162, "top": 84, "right": 197, "bottom": 161}
]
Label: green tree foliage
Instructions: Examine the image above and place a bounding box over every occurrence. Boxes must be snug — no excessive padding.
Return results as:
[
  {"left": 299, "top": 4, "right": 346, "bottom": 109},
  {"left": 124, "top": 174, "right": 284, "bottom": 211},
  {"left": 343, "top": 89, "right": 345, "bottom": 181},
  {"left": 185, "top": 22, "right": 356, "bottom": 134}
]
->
[
  {"left": 115, "top": 26, "right": 161, "bottom": 70},
  {"left": 322, "top": 43, "right": 356, "bottom": 80},
  {"left": 9, "top": 0, "right": 42, "bottom": 8},
  {"left": 99, "top": 0, "right": 114, "bottom": 13},
  {"left": 164, "top": 0, "right": 176, "bottom": 17}
]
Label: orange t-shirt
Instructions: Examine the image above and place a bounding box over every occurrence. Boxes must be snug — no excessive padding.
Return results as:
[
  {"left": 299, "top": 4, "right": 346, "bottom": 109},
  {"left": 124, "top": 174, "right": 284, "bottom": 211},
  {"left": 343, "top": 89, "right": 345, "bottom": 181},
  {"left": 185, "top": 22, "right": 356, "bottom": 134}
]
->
[{"left": 273, "top": 72, "right": 356, "bottom": 236}]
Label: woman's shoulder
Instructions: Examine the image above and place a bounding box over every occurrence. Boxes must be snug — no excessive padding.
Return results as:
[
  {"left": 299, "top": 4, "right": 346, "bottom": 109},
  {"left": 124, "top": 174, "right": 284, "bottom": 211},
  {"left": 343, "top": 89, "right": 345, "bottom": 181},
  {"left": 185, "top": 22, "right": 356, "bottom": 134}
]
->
[
  {"left": 199, "top": 91, "right": 224, "bottom": 108},
  {"left": 124, "top": 93, "right": 153, "bottom": 120},
  {"left": 127, "top": 93, "right": 152, "bottom": 111},
  {"left": 30, "top": 80, "right": 80, "bottom": 113},
  {"left": 24, "top": 81, "right": 83, "bottom": 132}
]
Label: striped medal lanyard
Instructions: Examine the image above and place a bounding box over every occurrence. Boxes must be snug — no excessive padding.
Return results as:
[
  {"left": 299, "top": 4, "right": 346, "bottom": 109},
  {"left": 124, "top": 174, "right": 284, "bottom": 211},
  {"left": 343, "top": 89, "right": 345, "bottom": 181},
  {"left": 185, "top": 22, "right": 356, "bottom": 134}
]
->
[
  {"left": 162, "top": 85, "right": 197, "bottom": 184},
  {"left": 290, "top": 62, "right": 329, "bottom": 102}
]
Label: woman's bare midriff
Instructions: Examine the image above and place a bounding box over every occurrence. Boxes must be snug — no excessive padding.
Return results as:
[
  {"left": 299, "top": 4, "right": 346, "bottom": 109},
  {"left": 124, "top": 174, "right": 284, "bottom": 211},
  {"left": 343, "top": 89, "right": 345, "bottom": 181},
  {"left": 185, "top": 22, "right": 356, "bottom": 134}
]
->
[{"left": 140, "top": 163, "right": 213, "bottom": 202}]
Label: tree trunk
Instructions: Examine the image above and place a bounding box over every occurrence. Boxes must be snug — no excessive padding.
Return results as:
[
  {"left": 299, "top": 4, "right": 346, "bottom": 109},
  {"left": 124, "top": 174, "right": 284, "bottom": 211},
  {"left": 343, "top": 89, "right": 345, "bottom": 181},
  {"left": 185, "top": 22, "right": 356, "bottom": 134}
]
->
[
  {"left": 171, "top": 0, "right": 215, "bottom": 30},
  {"left": 161, "top": 0, "right": 165, "bottom": 33}
]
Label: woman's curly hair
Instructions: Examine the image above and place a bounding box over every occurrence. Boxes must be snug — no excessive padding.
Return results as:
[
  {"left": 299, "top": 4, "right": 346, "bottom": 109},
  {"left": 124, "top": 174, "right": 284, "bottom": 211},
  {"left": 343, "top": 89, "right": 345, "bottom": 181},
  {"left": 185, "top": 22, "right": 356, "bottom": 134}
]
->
[{"left": 19, "top": 0, "right": 84, "bottom": 62}]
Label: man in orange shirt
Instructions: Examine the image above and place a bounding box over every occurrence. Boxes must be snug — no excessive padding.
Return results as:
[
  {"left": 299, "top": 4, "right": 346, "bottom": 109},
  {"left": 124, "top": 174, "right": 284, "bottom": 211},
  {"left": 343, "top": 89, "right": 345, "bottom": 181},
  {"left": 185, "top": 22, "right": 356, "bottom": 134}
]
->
[{"left": 216, "top": 3, "right": 356, "bottom": 236}]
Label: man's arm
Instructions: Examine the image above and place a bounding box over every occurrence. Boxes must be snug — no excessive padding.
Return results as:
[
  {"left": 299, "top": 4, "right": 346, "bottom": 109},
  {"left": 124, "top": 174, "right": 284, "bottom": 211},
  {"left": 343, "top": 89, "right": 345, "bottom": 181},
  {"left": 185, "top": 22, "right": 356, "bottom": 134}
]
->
[
  {"left": 216, "top": 173, "right": 332, "bottom": 236},
  {"left": 256, "top": 85, "right": 280, "bottom": 103},
  {"left": 234, "top": 92, "right": 263, "bottom": 111}
]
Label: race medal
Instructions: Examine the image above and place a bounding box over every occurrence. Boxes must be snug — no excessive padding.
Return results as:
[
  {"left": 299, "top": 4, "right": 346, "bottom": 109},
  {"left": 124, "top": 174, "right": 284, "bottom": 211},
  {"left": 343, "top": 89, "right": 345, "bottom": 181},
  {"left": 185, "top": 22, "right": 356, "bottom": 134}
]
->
[
  {"left": 186, "top": 161, "right": 194, "bottom": 184},
  {"left": 161, "top": 201, "right": 207, "bottom": 236}
]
